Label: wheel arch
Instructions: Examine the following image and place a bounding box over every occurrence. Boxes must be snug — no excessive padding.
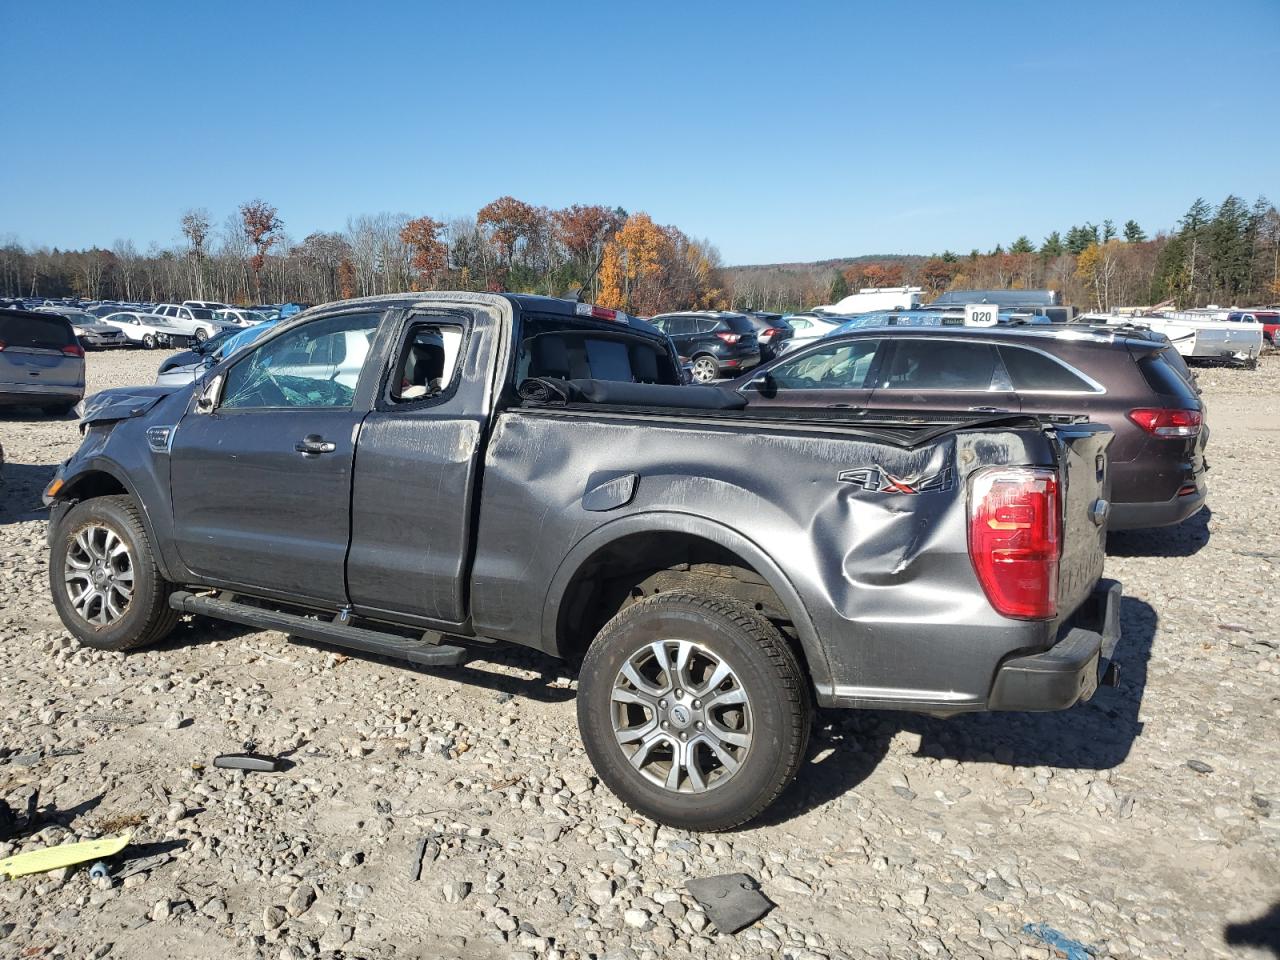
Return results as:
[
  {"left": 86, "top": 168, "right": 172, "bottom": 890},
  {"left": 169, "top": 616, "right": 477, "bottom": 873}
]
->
[
  {"left": 52, "top": 461, "right": 175, "bottom": 582},
  {"left": 543, "top": 512, "right": 832, "bottom": 691}
]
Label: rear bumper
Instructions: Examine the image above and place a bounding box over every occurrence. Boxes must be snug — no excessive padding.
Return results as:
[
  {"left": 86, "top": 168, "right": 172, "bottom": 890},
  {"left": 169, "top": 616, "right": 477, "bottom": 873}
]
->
[
  {"left": 1109, "top": 480, "right": 1206, "bottom": 530},
  {"left": 0, "top": 385, "right": 85, "bottom": 405},
  {"left": 986, "top": 579, "right": 1122, "bottom": 711}
]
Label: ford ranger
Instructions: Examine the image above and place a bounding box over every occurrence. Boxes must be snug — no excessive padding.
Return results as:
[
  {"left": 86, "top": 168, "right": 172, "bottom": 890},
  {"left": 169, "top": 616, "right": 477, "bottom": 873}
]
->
[{"left": 44, "top": 293, "right": 1121, "bottom": 830}]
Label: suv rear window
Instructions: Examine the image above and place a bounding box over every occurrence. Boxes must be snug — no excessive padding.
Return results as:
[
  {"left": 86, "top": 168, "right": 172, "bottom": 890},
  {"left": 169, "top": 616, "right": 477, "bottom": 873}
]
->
[
  {"left": 999, "top": 345, "right": 1096, "bottom": 392},
  {"left": 723, "top": 314, "right": 757, "bottom": 335},
  {"left": 0, "top": 312, "right": 74, "bottom": 350},
  {"left": 1137, "top": 353, "right": 1197, "bottom": 401}
]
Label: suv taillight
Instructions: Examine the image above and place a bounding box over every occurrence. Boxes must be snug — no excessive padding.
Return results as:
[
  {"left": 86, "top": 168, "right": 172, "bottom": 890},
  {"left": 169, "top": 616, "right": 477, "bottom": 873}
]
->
[
  {"left": 62, "top": 343, "right": 85, "bottom": 357},
  {"left": 968, "top": 467, "right": 1060, "bottom": 620},
  {"left": 715, "top": 332, "right": 741, "bottom": 344},
  {"left": 1127, "top": 407, "right": 1201, "bottom": 437}
]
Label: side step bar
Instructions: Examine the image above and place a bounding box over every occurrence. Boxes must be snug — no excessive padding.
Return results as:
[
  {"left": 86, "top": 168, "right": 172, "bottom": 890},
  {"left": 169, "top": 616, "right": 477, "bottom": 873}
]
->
[{"left": 169, "top": 591, "right": 472, "bottom": 668}]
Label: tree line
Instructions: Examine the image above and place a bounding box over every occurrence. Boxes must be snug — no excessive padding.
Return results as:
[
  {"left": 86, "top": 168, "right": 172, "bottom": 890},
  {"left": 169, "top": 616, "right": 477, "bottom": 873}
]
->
[
  {"left": 2, "top": 194, "right": 1276, "bottom": 316},
  {"left": 0, "top": 198, "right": 724, "bottom": 317},
  {"left": 726, "top": 195, "right": 1280, "bottom": 313}
]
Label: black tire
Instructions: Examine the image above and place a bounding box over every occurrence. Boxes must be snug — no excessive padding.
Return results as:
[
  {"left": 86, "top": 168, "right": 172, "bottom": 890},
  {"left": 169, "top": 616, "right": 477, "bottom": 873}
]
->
[
  {"left": 142, "top": 334, "right": 156, "bottom": 350},
  {"left": 193, "top": 327, "right": 207, "bottom": 343},
  {"left": 577, "top": 593, "right": 811, "bottom": 831},
  {"left": 690, "top": 355, "right": 720, "bottom": 384},
  {"left": 49, "top": 495, "right": 180, "bottom": 652}
]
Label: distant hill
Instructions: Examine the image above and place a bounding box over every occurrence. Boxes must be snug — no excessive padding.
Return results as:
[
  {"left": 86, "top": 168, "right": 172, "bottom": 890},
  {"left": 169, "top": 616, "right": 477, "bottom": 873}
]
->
[{"left": 728, "top": 253, "right": 926, "bottom": 272}]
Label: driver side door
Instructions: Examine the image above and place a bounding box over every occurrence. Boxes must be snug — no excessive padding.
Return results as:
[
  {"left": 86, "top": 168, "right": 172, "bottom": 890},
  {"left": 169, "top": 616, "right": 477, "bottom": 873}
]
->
[{"left": 168, "top": 309, "right": 384, "bottom": 605}]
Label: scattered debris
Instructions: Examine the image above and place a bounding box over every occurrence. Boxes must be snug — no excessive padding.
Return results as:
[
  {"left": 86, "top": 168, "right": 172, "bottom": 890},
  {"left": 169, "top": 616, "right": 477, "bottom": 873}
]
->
[
  {"left": 213, "top": 752, "right": 284, "bottom": 773},
  {"left": 0, "top": 832, "right": 131, "bottom": 879},
  {"left": 1187, "top": 759, "right": 1214, "bottom": 774},
  {"left": 114, "top": 851, "right": 177, "bottom": 881},
  {"left": 408, "top": 837, "right": 429, "bottom": 881},
  {"left": 685, "top": 873, "right": 774, "bottom": 934},
  {"left": 1022, "top": 922, "right": 1095, "bottom": 959},
  {"left": 87, "top": 861, "right": 111, "bottom": 881}
]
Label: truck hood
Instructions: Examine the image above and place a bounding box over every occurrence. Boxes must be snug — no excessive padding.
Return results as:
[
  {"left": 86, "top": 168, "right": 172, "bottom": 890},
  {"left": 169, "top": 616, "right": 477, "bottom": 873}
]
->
[{"left": 77, "top": 385, "right": 182, "bottom": 427}]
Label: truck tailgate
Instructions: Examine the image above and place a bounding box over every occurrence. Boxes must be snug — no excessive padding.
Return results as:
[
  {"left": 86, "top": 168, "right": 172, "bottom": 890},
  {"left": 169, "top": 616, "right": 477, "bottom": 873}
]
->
[{"left": 1053, "top": 422, "right": 1113, "bottom": 621}]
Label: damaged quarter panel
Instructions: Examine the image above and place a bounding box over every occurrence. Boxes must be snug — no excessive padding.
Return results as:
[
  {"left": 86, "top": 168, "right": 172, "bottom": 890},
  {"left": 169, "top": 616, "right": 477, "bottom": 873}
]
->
[{"left": 470, "top": 410, "right": 1092, "bottom": 710}]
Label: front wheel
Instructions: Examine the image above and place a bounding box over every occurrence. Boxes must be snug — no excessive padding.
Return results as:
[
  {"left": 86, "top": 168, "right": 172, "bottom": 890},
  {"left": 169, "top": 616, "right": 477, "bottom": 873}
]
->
[
  {"left": 192, "top": 327, "right": 208, "bottom": 343},
  {"left": 690, "top": 355, "right": 720, "bottom": 384},
  {"left": 49, "top": 495, "right": 179, "bottom": 651},
  {"left": 577, "top": 593, "right": 811, "bottom": 831},
  {"left": 142, "top": 334, "right": 156, "bottom": 349}
]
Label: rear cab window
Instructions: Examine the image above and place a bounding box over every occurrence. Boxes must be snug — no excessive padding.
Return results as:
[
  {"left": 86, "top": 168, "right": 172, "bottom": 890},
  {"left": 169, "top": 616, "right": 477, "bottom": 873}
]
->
[
  {"left": 0, "top": 312, "right": 75, "bottom": 350},
  {"left": 515, "top": 314, "right": 680, "bottom": 387}
]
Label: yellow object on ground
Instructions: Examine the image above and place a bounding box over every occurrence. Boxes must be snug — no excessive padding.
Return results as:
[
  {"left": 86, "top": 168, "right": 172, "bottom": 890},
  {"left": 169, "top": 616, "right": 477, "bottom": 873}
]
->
[{"left": 0, "top": 832, "right": 131, "bottom": 879}]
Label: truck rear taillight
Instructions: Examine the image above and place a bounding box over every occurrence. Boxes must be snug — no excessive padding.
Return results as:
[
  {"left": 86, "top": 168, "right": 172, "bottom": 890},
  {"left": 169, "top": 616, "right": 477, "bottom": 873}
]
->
[
  {"left": 1127, "top": 407, "right": 1201, "bottom": 437},
  {"left": 968, "top": 467, "right": 1061, "bottom": 621},
  {"left": 62, "top": 343, "right": 85, "bottom": 357},
  {"left": 715, "top": 332, "right": 742, "bottom": 344}
]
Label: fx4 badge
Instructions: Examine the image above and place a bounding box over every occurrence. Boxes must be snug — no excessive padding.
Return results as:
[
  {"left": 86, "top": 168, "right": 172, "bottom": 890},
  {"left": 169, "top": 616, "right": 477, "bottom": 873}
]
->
[{"left": 838, "top": 466, "right": 954, "bottom": 494}]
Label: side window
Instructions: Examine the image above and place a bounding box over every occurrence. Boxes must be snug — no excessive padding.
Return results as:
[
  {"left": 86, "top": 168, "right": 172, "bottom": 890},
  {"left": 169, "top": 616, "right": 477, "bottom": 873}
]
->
[
  {"left": 999, "top": 346, "right": 1096, "bottom": 392},
  {"left": 221, "top": 312, "right": 380, "bottom": 410},
  {"left": 389, "top": 322, "right": 465, "bottom": 403},
  {"left": 880, "top": 340, "right": 998, "bottom": 392},
  {"left": 668, "top": 317, "right": 694, "bottom": 336},
  {"left": 698, "top": 318, "right": 720, "bottom": 334},
  {"left": 649, "top": 317, "right": 667, "bottom": 333},
  {"left": 768, "top": 339, "right": 880, "bottom": 389}
]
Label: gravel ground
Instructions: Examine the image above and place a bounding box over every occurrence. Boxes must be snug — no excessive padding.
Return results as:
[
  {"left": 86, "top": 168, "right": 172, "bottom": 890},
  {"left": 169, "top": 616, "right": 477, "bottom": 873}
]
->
[{"left": 0, "top": 348, "right": 1277, "bottom": 960}]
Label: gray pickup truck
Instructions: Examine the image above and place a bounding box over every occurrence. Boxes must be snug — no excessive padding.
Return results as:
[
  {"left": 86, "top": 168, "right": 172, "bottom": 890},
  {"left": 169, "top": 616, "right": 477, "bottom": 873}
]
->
[{"left": 44, "top": 293, "right": 1121, "bottom": 830}]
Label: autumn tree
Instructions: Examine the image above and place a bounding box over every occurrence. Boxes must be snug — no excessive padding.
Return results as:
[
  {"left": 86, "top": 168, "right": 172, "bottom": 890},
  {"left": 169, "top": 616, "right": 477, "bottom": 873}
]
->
[
  {"left": 180, "top": 208, "right": 211, "bottom": 298},
  {"left": 476, "top": 196, "right": 540, "bottom": 273},
  {"left": 399, "top": 216, "right": 448, "bottom": 288},
  {"left": 239, "top": 199, "right": 283, "bottom": 301},
  {"left": 550, "top": 204, "right": 624, "bottom": 298},
  {"left": 337, "top": 258, "right": 356, "bottom": 299}
]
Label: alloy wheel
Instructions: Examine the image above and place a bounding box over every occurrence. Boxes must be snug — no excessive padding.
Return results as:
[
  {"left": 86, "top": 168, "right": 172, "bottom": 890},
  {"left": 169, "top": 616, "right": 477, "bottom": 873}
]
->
[
  {"left": 691, "top": 358, "right": 718, "bottom": 383},
  {"left": 610, "top": 639, "right": 752, "bottom": 794},
  {"left": 64, "top": 525, "right": 134, "bottom": 626}
]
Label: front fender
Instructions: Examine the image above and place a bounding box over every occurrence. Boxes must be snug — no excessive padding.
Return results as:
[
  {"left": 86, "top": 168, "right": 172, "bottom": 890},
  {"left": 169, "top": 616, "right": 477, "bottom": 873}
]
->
[{"left": 541, "top": 510, "right": 833, "bottom": 691}]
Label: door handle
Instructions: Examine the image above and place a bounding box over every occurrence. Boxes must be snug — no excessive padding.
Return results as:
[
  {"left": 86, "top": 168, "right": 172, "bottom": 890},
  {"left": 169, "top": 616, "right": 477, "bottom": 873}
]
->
[
  {"left": 295, "top": 435, "right": 337, "bottom": 455},
  {"left": 968, "top": 406, "right": 1009, "bottom": 413}
]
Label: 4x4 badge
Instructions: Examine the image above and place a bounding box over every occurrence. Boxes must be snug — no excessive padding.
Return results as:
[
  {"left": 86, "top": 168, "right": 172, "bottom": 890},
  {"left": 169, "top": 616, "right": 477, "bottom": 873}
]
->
[{"left": 838, "top": 466, "right": 954, "bottom": 494}]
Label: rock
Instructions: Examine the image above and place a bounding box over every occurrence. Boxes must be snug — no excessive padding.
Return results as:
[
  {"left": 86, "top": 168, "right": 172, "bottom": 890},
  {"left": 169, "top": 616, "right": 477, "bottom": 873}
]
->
[
  {"left": 1187, "top": 759, "right": 1214, "bottom": 774},
  {"left": 263, "top": 905, "right": 287, "bottom": 931},
  {"left": 285, "top": 883, "right": 315, "bottom": 918},
  {"left": 442, "top": 881, "right": 472, "bottom": 904},
  {"left": 586, "top": 880, "right": 616, "bottom": 906},
  {"left": 903, "top": 887, "right": 929, "bottom": 908},
  {"left": 623, "top": 908, "right": 650, "bottom": 928}
]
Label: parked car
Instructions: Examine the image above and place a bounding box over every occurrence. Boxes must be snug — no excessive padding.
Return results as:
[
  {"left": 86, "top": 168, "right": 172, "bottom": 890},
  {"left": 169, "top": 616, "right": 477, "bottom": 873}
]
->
[
  {"left": 45, "top": 292, "right": 1119, "bottom": 831},
  {"left": 155, "top": 320, "right": 279, "bottom": 386},
  {"left": 214, "top": 308, "right": 270, "bottom": 328},
  {"left": 779, "top": 312, "right": 847, "bottom": 352},
  {"left": 99, "top": 311, "right": 184, "bottom": 349},
  {"left": 1226, "top": 310, "right": 1280, "bottom": 347},
  {"left": 150, "top": 304, "right": 232, "bottom": 343},
  {"left": 735, "top": 324, "right": 1206, "bottom": 530},
  {"left": 37, "top": 308, "right": 127, "bottom": 349},
  {"left": 648, "top": 311, "right": 762, "bottom": 382},
  {"left": 738, "top": 311, "right": 794, "bottom": 361},
  {"left": 0, "top": 308, "right": 85, "bottom": 415},
  {"left": 183, "top": 299, "right": 230, "bottom": 311}
]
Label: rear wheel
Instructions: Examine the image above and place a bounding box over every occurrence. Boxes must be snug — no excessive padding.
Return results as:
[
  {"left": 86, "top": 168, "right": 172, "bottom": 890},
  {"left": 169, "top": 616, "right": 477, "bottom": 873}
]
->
[
  {"left": 49, "top": 495, "right": 179, "bottom": 651},
  {"left": 577, "top": 593, "right": 811, "bottom": 831},
  {"left": 690, "top": 355, "right": 720, "bottom": 384}
]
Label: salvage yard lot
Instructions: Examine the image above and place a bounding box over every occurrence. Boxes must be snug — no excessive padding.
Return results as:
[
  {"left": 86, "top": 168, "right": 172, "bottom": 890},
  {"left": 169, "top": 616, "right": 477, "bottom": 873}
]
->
[{"left": 1, "top": 349, "right": 1278, "bottom": 960}]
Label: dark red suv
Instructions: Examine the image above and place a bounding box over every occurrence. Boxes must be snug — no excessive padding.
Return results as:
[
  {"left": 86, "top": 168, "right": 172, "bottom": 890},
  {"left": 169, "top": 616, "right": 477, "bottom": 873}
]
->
[{"left": 733, "top": 326, "right": 1207, "bottom": 529}]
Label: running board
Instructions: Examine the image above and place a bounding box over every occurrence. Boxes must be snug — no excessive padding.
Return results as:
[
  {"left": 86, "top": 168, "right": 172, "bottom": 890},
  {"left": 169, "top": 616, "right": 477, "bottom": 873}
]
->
[{"left": 168, "top": 591, "right": 472, "bottom": 668}]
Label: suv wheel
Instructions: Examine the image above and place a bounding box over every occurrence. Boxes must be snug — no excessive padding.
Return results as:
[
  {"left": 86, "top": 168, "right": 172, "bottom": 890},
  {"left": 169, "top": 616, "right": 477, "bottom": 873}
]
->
[
  {"left": 577, "top": 593, "right": 811, "bottom": 831},
  {"left": 690, "top": 356, "right": 720, "bottom": 383},
  {"left": 50, "top": 495, "right": 180, "bottom": 651},
  {"left": 142, "top": 334, "right": 156, "bottom": 349},
  {"left": 193, "top": 327, "right": 208, "bottom": 343}
]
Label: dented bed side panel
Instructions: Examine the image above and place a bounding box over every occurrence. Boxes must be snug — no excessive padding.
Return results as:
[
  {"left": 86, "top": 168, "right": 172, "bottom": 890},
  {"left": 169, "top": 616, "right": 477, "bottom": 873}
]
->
[{"left": 470, "top": 409, "right": 1071, "bottom": 710}]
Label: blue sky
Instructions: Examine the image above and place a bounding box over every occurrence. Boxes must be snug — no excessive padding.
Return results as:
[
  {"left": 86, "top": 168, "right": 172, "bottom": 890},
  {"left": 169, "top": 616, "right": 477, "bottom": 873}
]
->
[{"left": 2, "top": 0, "right": 1276, "bottom": 264}]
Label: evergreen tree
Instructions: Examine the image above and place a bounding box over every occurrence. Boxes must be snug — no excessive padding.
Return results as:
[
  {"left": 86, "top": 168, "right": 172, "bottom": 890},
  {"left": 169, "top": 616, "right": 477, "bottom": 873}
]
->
[
  {"left": 828, "top": 272, "right": 849, "bottom": 301},
  {"left": 1010, "top": 236, "right": 1034, "bottom": 254},
  {"left": 1040, "top": 231, "right": 1064, "bottom": 257},
  {"left": 1065, "top": 223, "right": 1099, "bottom": 255},
  {"left": 1122, "top": 219, "right": 1146, "bottom": 243},
  {"left": 941, "top": 250, "right": 958, "bottom": 263},
  {"left": 1102, "top": 219, "right": 1116, "bottom": 242}
]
